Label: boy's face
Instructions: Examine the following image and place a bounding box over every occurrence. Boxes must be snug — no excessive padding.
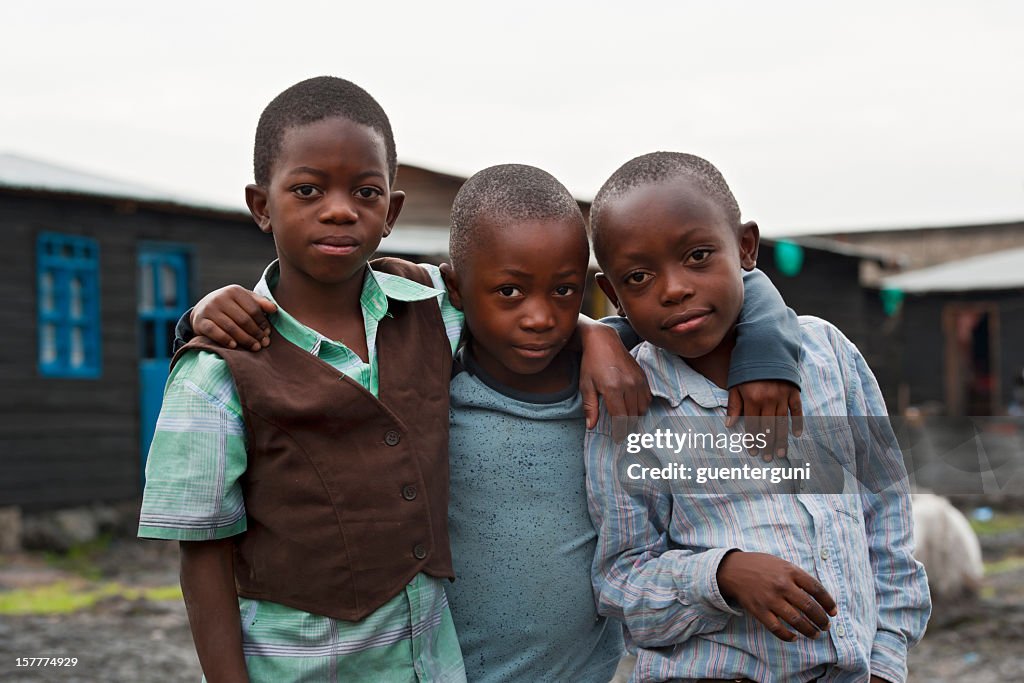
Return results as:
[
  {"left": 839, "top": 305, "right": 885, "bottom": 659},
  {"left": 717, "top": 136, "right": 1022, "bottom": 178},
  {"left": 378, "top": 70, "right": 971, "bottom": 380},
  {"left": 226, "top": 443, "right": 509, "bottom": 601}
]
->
[
  {"left": 245, "top": 116, "right": 404, "bottom": 287},
  {"left": 446, "top": 218, "right": 588, "bottom": 388},
  {"left": 596, "top": 178, "right": 758, "bottom": 360}
]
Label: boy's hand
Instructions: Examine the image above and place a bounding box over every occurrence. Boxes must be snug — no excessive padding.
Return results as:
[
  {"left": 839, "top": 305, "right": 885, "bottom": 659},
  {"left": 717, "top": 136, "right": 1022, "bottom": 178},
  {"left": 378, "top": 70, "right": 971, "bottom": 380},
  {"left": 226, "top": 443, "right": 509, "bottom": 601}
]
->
[
  {"left": 716, "top": 551, "right": 836, "bottom": 642},
  {"left": 578, "top": 323, "right": 651, "bottom": 441},
  {"left": 192, "top": 285, "right": 277, "bottom": 352},
  {"left": 726, "top": 381, "right": 803, "bottom": 461},
  {"left": 869, "top": 677, "right": 892, "bottom": 683}
]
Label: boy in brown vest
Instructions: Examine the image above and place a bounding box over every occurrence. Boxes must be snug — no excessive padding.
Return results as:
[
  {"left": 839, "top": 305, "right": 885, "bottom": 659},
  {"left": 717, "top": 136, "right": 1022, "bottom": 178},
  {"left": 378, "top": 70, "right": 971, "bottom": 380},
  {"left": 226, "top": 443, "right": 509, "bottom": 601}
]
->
[{"left": 138, "top": 77, "right": 650, "bottom": 682}]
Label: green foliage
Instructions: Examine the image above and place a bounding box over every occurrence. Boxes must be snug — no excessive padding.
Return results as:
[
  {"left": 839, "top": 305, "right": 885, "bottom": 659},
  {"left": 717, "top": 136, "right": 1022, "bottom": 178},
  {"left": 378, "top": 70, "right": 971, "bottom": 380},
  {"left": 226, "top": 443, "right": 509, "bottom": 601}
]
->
[{"left": 0, "top": 581, "right": 182, "bottom": 616}]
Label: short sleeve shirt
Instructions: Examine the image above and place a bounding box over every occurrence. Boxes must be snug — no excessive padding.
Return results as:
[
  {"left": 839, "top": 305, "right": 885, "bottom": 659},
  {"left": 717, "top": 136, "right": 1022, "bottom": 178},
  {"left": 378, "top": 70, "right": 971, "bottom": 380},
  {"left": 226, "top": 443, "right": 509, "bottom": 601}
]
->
[{"left": 138, "top": 260, "right": 466, "bottom": 683}]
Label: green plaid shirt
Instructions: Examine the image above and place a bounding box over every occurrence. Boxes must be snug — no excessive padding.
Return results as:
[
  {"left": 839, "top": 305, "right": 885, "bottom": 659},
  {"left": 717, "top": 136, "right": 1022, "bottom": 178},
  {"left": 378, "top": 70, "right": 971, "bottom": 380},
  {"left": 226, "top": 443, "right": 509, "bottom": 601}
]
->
[{"left": 139, "top": 260, "right": 466, "bottom": 682}]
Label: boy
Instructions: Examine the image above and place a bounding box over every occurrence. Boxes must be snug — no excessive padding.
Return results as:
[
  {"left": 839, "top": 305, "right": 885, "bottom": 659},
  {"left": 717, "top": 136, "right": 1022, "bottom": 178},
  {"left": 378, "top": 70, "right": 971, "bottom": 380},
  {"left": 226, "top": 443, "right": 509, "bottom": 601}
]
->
[
  {"left": 138, "top": 76, "right": 470, "bottom": 682},
  {"left": 586, "top": 152, "right": 931, "bottom": 683},
  {"left": 189, "top": 162, "right": 805, "bottom": 681}
]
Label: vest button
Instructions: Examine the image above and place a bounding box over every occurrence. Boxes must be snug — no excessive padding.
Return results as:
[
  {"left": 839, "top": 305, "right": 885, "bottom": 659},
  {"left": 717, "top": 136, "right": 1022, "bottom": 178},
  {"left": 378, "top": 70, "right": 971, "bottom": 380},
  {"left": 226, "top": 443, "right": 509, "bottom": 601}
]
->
[
  {"left": 413, "top": 543, "right": 428, "bottom": 560},
  {"left": 402, "top": 485, "right": 418, "bottom": 501},
  {"left": 384, "top": 430, "right": 401, "bottom": 446}
]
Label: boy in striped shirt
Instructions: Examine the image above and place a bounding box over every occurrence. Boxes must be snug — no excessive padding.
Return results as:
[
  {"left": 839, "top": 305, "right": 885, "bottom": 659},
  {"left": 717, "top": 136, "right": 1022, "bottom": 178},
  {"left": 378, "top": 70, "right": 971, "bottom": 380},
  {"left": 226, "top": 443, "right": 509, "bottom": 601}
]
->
[{"left": 586, "top": 152, "right": 930, "bottom": 683}]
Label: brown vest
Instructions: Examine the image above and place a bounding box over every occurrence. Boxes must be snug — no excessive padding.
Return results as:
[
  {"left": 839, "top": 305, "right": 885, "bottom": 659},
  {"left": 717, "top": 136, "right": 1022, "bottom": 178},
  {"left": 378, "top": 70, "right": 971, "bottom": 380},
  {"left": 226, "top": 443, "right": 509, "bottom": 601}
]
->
[{"left": 171, "top": 258, "right": 454, "bottom": 620}]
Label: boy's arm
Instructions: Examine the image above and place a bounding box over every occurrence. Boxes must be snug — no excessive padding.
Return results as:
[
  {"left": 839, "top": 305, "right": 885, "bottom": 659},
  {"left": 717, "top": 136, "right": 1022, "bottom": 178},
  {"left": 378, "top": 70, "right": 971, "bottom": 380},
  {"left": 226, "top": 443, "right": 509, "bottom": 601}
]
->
[
  {"left": 843, "top": 339, "right": 931, "bottom": 683},
  {"left": 180, "top": 539, "right": 249, "bottom": 682},
  {"left": 586, "top": 426, "right": 739, "bottom": 646},
  {"left": 575, "top": 315, "right": 652, "bottom": 437},
  {"left": 730, "top": 269, "right": 804, "bottom": 458}
]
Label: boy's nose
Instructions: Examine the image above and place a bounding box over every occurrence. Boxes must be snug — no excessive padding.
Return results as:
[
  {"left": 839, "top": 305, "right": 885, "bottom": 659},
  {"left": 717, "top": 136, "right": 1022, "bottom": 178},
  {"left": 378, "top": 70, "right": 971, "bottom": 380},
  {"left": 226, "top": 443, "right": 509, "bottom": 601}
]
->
[
  {"left": 659, "top": 270, "right": 695, "bottom": 305},
  {"left": 318, "top": 194, "right": 359, "bottom": 224},
  {"left": 520, "top": 299, "right": 556, "bottom": 332}
]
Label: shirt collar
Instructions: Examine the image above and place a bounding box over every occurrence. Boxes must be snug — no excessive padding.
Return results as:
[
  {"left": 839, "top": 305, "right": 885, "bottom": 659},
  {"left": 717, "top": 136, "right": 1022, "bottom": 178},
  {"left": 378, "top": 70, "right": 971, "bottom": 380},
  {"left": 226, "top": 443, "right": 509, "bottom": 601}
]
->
[
  {"left": 253, "top": 260, "right": 443, "bottom": 352},
  {"left": 634, "top": 341, "right": 729, "bottom": 410}
]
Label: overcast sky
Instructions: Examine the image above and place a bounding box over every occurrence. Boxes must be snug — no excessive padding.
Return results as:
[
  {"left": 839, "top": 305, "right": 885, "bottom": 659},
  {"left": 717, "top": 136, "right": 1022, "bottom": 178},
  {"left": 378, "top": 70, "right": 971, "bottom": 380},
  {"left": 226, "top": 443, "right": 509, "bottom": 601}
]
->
[{"left": 3, "top": 0, "right": 1022, "bottom": 235}]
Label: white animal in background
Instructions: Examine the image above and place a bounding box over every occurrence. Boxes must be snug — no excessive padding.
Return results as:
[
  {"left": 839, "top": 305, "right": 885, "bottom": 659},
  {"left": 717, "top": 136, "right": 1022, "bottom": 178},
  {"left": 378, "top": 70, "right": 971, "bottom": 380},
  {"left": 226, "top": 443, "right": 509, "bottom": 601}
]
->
[{"left": 911, "top": 492, "right": 984, "bottom": 600}]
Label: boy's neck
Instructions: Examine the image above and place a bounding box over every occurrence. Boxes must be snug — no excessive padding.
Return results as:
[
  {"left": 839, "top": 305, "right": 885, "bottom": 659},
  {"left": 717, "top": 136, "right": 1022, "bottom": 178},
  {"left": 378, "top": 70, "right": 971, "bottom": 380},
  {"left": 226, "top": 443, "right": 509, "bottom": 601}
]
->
[
  {"left": 272, "top": 262, "right": 367, "bottom": 348},
  {"left": 681, "top": 327, "right": 737, "bottom": 390},
  {"left": 467, "top": 342, "right": 574, "bottom": 395}
]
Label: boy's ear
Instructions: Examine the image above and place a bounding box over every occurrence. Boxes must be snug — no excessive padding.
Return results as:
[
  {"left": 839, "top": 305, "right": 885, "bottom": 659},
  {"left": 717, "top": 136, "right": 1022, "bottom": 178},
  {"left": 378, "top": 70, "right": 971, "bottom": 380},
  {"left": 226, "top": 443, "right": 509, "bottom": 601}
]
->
[
  {"left": 382, "top": 190, "right": 406, "bottom": 238},
  {"left": 246, "top": 184, "right": 272, "bottom": 233},
  {"left": 738, "top": 220, "right": 760, "bottom": 270},
  {"left": 439, "top": 262, "right": 463, "bottom": 311},
  {"left": 595, "top": 273, "right": 626, "bottom": 317}
]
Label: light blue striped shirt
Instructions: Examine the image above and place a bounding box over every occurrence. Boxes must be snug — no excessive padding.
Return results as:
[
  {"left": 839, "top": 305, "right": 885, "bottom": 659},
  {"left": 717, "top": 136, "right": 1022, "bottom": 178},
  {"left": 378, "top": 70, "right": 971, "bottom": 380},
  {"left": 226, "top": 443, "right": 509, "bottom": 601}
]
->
[{"left": 585, "top": 316, "right": 930, "bottom": 683}]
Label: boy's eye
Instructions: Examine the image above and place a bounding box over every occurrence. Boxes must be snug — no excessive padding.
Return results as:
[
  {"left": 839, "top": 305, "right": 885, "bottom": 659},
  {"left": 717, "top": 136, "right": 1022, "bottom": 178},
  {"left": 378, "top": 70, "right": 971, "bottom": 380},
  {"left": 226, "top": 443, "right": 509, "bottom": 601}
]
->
[
  {"left": 292, "top": 185, "right": 321, "bottom": 198},
  {"left": 688, "top": 248, "right": 713, "bottom": 264},
  {"left": 355, "top": 187, "right": 383, "bottom": 199},
  {"left": 624, "top": 271, "right": 651, "bottom": 285},
  {"left": 497, "top": 286, "right": 523, "bottom": 297},
  {"left": 553, "top": 285, "right": 576, "bottom": 296}
]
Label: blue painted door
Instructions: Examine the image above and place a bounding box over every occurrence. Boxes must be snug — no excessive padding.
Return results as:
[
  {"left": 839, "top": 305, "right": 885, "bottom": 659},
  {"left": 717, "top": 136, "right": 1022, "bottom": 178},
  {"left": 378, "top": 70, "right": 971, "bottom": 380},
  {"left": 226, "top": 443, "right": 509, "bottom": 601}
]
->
[{"left": 138, "top": 248, "right": 190, "bottom": 481}]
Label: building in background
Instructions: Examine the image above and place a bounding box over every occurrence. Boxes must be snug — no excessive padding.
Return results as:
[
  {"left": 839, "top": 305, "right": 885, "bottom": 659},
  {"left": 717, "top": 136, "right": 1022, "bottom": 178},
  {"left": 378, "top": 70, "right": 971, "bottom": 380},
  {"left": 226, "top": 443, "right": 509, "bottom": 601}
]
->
[{"left": 3, "top": 152, "right": 1020, "bottom": 513}]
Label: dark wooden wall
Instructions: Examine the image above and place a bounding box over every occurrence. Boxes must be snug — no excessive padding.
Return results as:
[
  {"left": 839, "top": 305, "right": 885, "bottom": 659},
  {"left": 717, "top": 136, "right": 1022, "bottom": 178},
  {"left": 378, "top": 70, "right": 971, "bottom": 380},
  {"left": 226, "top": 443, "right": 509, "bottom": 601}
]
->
[
  {"left": 756, "top": 242, "right": 899, "bottom": 408},
  {"left": 0, "top": 192, "right": 275, "bottom": 511},
  {"left": 899, "top": 290, "right": 1024, "bottom": 413}
]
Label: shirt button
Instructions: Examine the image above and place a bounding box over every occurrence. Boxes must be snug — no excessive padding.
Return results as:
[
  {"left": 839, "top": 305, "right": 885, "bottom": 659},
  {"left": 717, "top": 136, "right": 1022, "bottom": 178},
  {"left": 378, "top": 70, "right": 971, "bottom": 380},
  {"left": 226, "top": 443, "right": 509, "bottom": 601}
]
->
[
  {"left": 384, "top": 430, "right": 401, "bottom": 446},
  {"left": 413, "top": 544, "right": 427, "bottom": 560},
  {"left": 820, "top": 548, "right": 830, "bottom": 560},
  {"left": 835, "top": 624, "right": 846, "bottom": 637},
  {"left": 402, "top": 485, "right": 418, "bottom": 501}
]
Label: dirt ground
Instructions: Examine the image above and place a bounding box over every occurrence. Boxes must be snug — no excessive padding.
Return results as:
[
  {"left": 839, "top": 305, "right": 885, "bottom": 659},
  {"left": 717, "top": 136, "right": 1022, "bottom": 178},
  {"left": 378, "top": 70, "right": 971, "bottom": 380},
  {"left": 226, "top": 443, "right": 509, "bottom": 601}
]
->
[{"left": 1, "top": 519, "right": 1022, "bottom": 683}]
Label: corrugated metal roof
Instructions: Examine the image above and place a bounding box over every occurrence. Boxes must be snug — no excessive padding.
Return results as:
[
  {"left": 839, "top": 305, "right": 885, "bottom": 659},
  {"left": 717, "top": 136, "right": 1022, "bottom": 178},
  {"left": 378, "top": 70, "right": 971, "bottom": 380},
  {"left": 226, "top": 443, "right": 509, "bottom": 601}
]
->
[
  {"left": 0, "top": 152, "right": 244, "bottom": 214},
  {"left": 880, "top": 247, "right": 1024, "bottom": 293}
]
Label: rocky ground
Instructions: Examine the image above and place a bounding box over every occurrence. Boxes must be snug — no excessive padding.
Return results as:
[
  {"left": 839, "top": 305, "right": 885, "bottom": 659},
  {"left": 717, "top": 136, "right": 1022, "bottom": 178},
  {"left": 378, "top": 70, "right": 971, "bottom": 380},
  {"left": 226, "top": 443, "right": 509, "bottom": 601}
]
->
[{"left": 1, "top": 515, "right": 1022, "bottom": 683}]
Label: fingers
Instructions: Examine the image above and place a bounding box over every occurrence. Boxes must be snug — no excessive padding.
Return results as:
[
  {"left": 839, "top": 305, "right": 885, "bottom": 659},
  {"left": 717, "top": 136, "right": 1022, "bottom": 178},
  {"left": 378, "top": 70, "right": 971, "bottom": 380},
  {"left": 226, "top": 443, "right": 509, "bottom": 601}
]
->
[
  {"left": 758, "top": 610, "right": 798, "bottom": 642},
  {"left": 773, "top": 604, "right": 823, "bottom": 640},
  {"left": 256, "top": 296, "right": 278, "bottom": 315},
  {"left": 744, "top": 411, "right": 761, "bottom": 457},
  {"left": 581, "top": 381, "right": 599, "bottom": 430},
  {"left": 789, "top": 391, "right": 804, "bottom": 438},
  {"left": 605, "top": 390, "right": 629, "bottom": 443},
  {"left": 783, "top": 584, "right": 831, "bottom": 633},
  {"left": 772, "top": 407, "right": 790, "bottom": 461},
  {"left": 726, "top": 388, "right": 742, "bottom": 429},
  {"left": 794, "top": 571, "right": 838, "bottom": 617},
  {"left": 195, "top": 300, "right": 266, "bottom": 351}
]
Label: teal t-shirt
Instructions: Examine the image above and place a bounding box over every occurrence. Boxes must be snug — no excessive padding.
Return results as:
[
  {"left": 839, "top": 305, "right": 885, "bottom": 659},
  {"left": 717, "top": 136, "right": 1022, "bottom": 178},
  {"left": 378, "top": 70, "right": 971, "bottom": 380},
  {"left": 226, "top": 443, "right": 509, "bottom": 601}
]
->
[{"left": 446, "top": 350, "right": 624, "bottom": 683}]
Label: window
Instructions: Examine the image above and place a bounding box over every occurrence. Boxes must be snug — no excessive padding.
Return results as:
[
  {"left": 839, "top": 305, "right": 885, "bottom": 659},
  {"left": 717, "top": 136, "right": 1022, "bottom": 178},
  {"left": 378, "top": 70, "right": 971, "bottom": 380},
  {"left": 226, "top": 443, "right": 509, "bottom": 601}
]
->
[{"left": 37, "top": 232, "right": 101, "bottom": 377}]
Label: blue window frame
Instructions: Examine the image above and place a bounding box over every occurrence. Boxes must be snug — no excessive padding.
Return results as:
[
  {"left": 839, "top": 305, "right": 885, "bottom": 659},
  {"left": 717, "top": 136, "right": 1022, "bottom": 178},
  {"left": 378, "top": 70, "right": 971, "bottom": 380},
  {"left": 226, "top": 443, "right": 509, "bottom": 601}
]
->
[{"left": 37, "top": 232, "right": 101, "bottom": 378}]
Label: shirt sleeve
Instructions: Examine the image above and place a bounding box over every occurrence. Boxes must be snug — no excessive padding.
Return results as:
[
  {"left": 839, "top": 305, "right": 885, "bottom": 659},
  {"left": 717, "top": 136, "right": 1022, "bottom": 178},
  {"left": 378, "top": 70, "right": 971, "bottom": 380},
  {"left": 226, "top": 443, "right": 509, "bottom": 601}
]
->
[
  {"left": 584, "top": 426, "right": 742, "bottom": 648},
  {"left": 598, "top": 315, "right": 642, "bottom": 350},
  {"left": 418, "top": 263, "right": 466, "bottom": 355},
  {"left": 728, "top": 269, "right": 802, "bottom": 389},
  {"left": 137, "top": 350, "right": 249, "bottom": 541},
  {"left": 172, "top": 306, "right": 195, "bottom": 355},
  {"left": 840, "top": 334, "right": 931, "bottom": 683}
]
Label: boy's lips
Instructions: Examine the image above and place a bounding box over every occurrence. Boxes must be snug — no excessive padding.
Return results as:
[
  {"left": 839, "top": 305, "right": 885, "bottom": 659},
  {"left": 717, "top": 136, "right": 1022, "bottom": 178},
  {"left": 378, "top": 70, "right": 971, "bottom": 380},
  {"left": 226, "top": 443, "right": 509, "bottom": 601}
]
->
[
  {"left": 512, "top": 343, "right": 557, "bottom": 359},
  {"left": 662, "top": 308, "right": 712, "bottom": 334},
  {"left": 313, "top": 235, "right": 360, "bottom": 256}
]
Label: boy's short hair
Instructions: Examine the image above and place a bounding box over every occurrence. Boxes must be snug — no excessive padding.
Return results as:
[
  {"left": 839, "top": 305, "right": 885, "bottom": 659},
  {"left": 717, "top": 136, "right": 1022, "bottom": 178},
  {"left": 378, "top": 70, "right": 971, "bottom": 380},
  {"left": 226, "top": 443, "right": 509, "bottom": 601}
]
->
[
  {"left": 253, "top": 76, "right": 397, "bottom": 186},
  {"left": 449, "top": 164, "right": 587, "bottom": 270},
  {"left": 589, "top": 152, "right": 741, "bottom": 259}
]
